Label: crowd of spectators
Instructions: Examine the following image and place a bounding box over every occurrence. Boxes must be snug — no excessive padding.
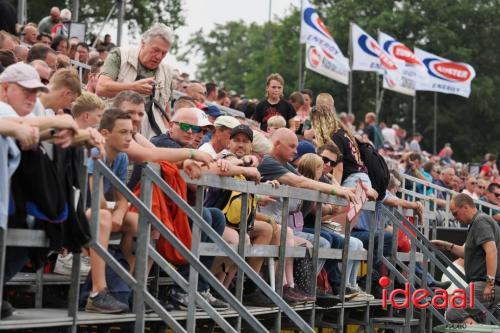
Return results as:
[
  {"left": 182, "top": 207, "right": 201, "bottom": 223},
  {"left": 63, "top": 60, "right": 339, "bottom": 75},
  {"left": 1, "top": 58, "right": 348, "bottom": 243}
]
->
[{"left": 0, "top": 9, "right": 499, "bottom": 324}]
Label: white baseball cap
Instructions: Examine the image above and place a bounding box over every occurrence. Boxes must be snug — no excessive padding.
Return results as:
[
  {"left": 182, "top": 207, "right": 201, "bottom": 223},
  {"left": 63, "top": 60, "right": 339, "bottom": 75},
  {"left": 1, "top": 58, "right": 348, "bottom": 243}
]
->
[
  {"left": 214, "top": 116, "right": 240, "bottom": 129},
  {"left": 0, "top": 63, "right": 49, "bottom": 92}
]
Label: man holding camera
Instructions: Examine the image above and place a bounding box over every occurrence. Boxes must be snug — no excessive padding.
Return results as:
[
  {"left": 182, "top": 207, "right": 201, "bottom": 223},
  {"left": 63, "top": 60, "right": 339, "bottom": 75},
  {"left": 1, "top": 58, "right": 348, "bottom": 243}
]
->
[{"left": 96, "top": 23, "right": 175, "bottom": 138}]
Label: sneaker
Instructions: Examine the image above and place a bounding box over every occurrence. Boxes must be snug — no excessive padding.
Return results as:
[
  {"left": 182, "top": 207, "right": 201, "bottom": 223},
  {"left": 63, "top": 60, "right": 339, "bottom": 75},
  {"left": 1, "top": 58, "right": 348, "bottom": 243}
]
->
[
  {"left": 163, "top": 288, "right": 189, "bottom": 310},
  {"left": 347, "top": 285, "right": 374, "bottom": 301},
  {"left": 243, "top": 288, "right": 275, "bottom": 307},
  {"left": 85, "top": 289, "right": 129, "bottom": 314},
  {"left": 282, "top": 285, "right": 307, "bottom": 304},
  {"left": 54, "top": 253, "right": 90, "bottom": 276},
  {"left": 200, "top": 290, "right": 229, "bottom": 310}
]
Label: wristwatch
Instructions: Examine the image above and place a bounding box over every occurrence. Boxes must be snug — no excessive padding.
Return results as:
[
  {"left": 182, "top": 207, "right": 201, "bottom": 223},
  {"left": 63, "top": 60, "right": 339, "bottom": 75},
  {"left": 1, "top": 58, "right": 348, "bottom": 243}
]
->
[{"left": 486, "top": 275, "right": 496, "bottom": 285}]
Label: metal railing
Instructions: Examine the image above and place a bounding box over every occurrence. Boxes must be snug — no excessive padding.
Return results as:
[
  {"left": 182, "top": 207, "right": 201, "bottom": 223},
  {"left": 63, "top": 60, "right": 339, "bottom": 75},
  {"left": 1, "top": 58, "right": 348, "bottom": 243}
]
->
[
  {"left": 378, "top": 205, "right": 500, "bottom": 332},
  {"left": 2, "top": 160, "right": 496, "bottom": 331},
  {"left": 400, "top": 173, "right": 499, "bottom": 227}
]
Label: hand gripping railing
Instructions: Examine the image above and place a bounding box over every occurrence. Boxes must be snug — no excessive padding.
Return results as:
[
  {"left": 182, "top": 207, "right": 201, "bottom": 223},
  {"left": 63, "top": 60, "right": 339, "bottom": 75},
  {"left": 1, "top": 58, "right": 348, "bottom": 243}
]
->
[
  {"left": 89, "top": 160, "right": 320, "bottom": 332},
  {"left": 379, "top": 205, "right": 500, "bottom": 328},
  {"left": 400, "top": 173, "right": 500, "bottom": 227},
  {"left": 143, "top": 164, "right": 320, "bottom": 333}
]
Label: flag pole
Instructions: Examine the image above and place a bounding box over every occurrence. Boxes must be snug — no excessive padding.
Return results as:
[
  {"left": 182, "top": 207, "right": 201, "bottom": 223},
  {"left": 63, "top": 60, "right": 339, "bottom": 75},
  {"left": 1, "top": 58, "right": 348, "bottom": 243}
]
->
[
  {"left": 433, "top": 92, "right": 438, "bottom": 154},
  {"left": 412, "top": 93, "right": 417, "bottom": 136},
  {"left": 298, "top": 0, "right": 303, "bottom": 90},
  {"left": 348, "top": 22, "right": 353, "bottom": 115},
  {"left": 375, "top": 73, "right": 380, "bottom": 119}
]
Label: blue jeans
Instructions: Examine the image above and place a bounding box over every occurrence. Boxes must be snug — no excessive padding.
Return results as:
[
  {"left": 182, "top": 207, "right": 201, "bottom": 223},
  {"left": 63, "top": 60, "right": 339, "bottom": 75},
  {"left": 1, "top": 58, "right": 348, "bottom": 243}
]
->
[
  {"left": 177, "top": 207, "right": 226, "bottom": 292},
  {"left": 302, "top": 227, "right": 346, "bottom": 287},
  {"left": 351, "top": 228, "right": 393, "bottom": 281}
]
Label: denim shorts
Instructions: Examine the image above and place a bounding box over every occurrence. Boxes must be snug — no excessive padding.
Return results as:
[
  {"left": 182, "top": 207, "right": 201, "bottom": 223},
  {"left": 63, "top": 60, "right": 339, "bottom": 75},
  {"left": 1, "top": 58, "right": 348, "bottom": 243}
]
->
[{"left": 342, "top": 172, "right": 371, "bottom": 189}]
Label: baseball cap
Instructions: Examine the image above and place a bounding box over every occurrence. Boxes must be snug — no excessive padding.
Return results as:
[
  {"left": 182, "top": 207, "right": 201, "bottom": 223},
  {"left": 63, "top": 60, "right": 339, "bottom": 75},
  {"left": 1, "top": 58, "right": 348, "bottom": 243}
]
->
[
  {"left": 0, "top": 63, "right": 49, "bottom": 92},
  {"left": 293, "top": 140, "right": 316, "bottom": 162},
  {"left": 214, "top": 116, "right": 240, "bottom": 129},
  {"left": 230, "top": 124, "right": 253, "bottom": 141},
  {"left": 193, "top": 108, "right": 214, "bottom": 128},
  {"left": 203, "top": 105, "right": 223, "bottom": 118}
]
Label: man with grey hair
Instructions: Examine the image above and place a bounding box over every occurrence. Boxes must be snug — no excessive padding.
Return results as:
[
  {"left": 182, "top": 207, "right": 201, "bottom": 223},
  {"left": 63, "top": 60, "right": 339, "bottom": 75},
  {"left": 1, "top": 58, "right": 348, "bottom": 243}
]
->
[{"left": 97, "top": 23, "right": 175, "bottom": 139}]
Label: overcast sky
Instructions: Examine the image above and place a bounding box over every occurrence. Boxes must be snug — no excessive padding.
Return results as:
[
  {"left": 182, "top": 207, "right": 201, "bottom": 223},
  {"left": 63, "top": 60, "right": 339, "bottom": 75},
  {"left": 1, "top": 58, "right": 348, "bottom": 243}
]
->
[
  {"left": 167, "top": 0, "right": 298, "bottom": 78},
  {"left": 101, "top": 1, "right": 298, "bottom": 78}
]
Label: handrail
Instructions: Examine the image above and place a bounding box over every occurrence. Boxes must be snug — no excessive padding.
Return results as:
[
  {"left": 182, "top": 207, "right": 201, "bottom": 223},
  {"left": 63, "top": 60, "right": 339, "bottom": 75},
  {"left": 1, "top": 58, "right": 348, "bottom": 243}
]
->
[
  {"left": 401, "top": 173, "right": 500, "bottom": 211},
  {"left": 143, "top": 163, "right": 316, "bottom": 332},
  {"left": 382, "top": 206, "right": 500, "bottom": 326}
]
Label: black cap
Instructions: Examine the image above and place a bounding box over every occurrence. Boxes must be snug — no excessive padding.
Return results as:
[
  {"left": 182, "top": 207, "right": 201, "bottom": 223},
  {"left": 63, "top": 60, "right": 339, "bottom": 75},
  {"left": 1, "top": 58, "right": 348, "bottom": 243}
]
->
[{"left": 230, "top": 124, "right": 253, "bottom": 142}]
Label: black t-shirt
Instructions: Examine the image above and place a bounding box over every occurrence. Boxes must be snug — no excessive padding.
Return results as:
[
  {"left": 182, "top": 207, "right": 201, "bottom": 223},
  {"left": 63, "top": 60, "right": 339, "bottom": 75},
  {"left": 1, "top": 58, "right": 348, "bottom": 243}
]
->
[
  {"left": 331, "top": 128, "right": 367, "bottom": 182},
  {"left": 253, "top": 99, "right": 296, "bottom": 131},
  {"left": 464, "top": 212, "right": 500, "bottom": 282}
]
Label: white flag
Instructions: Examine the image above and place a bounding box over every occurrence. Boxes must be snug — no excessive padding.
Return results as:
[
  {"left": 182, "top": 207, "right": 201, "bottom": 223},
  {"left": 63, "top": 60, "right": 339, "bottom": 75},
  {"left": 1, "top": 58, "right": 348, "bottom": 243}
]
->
[
  {"left": 351, "top": 23, "right": 382, "bottom": 72},
  {"left": 305, "top": 40, "right": 349, "bottom": 85},
  {"left": 300, "top": 0, "right": 350, "bottom": 84},
  {"left": 378, "top": 31, "right": 417, "bottom": 96},
  {"left": 351, "top": 24, "right": 413, "bottom": 95},
  {"left": 414, "top": 48, "right": 476, "bottom": 98}
]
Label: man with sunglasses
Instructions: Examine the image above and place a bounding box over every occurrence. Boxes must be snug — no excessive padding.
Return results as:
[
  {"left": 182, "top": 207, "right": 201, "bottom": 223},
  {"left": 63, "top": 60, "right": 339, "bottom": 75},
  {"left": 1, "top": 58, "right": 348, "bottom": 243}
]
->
[
  {"left": 480, "top": 183, "right": 500, "bottom": 222},
  {"left": 432, "top": 194, "right": 500, "bottom": 324}
]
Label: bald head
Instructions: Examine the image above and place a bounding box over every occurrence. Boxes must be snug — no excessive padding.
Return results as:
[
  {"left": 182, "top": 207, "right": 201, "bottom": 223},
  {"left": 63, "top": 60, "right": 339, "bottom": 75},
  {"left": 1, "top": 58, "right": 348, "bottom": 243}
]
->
[
  {"left": 14, "top": 45, "right": 29, "bottom": 62},
  {"left": 23, "top": 25, "right": 38, "bottom": 45},
  {"left": 186, "top": 82, "right": 206, "bottom": 103},
  {"left": 50, "top": 7, "right": 60, "bottom": 17},
  {"left": 271, "top": 128, "right": 299, "bottom": 163},
  {"left": 171, "top": 107, "right": 198, "bottom": 125},
  {"left": 271, "top": 128, "right": 297, "bottom": 144}
]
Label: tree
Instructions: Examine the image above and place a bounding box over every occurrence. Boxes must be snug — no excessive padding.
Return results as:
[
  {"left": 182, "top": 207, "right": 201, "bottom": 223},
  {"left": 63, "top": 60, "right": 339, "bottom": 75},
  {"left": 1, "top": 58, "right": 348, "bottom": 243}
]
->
[
  {"left": 15, "top": 0, "right": 184, "bottom": 41},
  {"left": 187, "top": 0, "right": 500, "bottom": 162}
]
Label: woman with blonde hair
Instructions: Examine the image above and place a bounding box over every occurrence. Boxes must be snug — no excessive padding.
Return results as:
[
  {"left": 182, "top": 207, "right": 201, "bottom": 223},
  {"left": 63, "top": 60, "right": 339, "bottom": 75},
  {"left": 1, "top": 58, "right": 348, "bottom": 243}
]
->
[
  {"left": 298, "top": 153, "right": 373, "bottom": 300},
  {"left": 311, "top": 94, "right": 390, "bottom": 296}
]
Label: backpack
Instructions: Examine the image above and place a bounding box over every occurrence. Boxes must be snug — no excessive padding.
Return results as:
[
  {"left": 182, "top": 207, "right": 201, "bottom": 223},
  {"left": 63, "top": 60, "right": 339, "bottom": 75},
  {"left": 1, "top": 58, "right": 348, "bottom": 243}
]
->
[
  {"left": 204, "top": 175, "right": 257, "bottom": 230},
  {"left": 356, "top": 138, "right": 390, "bottom": 201},
  {"left": 79, "top": 247, "right": 131, "bottom": 310}
]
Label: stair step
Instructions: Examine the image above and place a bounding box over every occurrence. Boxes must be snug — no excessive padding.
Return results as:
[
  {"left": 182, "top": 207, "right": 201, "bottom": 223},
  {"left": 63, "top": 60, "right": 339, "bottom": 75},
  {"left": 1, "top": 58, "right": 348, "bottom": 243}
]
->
[{"left": 371, "top": 317, "right": 420, "bottom": 325}]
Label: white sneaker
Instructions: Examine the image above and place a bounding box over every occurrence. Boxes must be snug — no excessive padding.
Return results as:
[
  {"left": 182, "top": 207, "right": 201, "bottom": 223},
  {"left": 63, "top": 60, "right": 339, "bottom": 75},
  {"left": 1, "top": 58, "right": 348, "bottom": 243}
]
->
[
  {"left": 348, "top": 285, "right": 374, "bottom": 301},
  {"left": 54, "top": 253, "right": 90, "bottom": 276}
]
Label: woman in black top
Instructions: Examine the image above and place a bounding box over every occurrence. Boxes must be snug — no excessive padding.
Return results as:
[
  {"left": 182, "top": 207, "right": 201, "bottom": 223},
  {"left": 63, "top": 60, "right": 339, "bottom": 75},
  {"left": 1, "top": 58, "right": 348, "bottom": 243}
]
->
[{"left": 310, "top": 100, "right": 377, "bottom": 200}]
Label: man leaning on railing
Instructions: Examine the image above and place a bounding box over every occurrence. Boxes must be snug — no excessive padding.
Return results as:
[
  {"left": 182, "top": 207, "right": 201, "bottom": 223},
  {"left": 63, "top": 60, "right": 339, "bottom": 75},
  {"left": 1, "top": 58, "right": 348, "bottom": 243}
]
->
[{"left": 432, "top": 193, "right": 500, "bottom": 324}]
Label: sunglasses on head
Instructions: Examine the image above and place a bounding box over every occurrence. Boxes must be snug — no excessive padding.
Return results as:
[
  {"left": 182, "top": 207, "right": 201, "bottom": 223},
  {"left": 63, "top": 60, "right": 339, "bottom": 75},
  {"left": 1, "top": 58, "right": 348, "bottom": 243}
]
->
[
  {"left": 321, "top": 155, "right": 342, "bottom": 167},
  {"left": 174, "top": 121, "right": 202, "bottom": 134}
]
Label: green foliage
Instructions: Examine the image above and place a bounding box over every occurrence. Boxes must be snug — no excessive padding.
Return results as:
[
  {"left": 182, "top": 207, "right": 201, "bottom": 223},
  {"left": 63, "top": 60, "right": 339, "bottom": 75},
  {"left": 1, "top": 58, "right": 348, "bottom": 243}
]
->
[
  {"left": 186, "top": 0, "right": 500, "bottom": 162},
  {"left": 20, "top": 0, "right": 184, "bottom": 41}
]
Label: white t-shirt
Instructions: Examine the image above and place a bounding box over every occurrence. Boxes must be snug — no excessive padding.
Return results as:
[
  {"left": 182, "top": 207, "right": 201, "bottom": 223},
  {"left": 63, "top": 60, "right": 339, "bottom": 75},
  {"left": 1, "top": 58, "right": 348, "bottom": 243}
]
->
[
  {"left": 0, "top": 101, "right": 19, "bottom": 118},
  {"left": 31, "top": 99, "right": 55, "bottom": 117},
  {"left": 381, "top": 127, "right": 397, "bottom": 146},
  {"left": 198, "top": 142, "right": 217, "bottom": 159}
]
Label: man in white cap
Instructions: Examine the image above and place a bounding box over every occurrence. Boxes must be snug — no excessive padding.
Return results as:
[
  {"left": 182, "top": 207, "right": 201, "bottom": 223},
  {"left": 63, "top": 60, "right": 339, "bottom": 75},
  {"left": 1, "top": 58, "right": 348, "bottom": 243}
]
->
[
  {"left": 0, "top": 63, "right": 79, "bottom": 147},
  {"left": 198, "top": 115, "right": 240, "bottom": 158}
]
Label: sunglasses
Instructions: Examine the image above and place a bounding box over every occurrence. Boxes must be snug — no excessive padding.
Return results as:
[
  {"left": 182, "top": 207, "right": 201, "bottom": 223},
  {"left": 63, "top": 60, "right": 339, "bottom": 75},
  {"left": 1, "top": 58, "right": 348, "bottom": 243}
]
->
[
  {"left": 321, "top": 155, "right": 342, "bottom": 167},
  {"left": 174, "top": 121, "right": 202, "bottom": 134},
  {"left": 479, "top": 186, "right": 487, "bottom": 189},
  {"left": 41, "top": 78, "right": 50, "bottom": 85},
  {"left": 491, "top": 192, "right": 500, "bottom": 198}
]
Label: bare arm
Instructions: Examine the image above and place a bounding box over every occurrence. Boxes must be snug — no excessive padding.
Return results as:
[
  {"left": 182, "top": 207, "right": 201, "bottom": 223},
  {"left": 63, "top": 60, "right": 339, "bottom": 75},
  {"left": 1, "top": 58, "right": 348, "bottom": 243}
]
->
[
  {"left": 277, "top": 172, "right": 355, "bottom": 201},
  {"left": 87, "top": 174, "right": 108, "bottom": 210},
  {"left": 124, "top": 139, "right": 212, "bottom": 166},
  {"left": 483, "top": 241, "right": 498, "bottom": 278},
  {"left": 431, "top": 240, "right": 465, "bottom": 258},
  {"left": 96, "top": 75, "right": 155, "bottom": 98}
]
